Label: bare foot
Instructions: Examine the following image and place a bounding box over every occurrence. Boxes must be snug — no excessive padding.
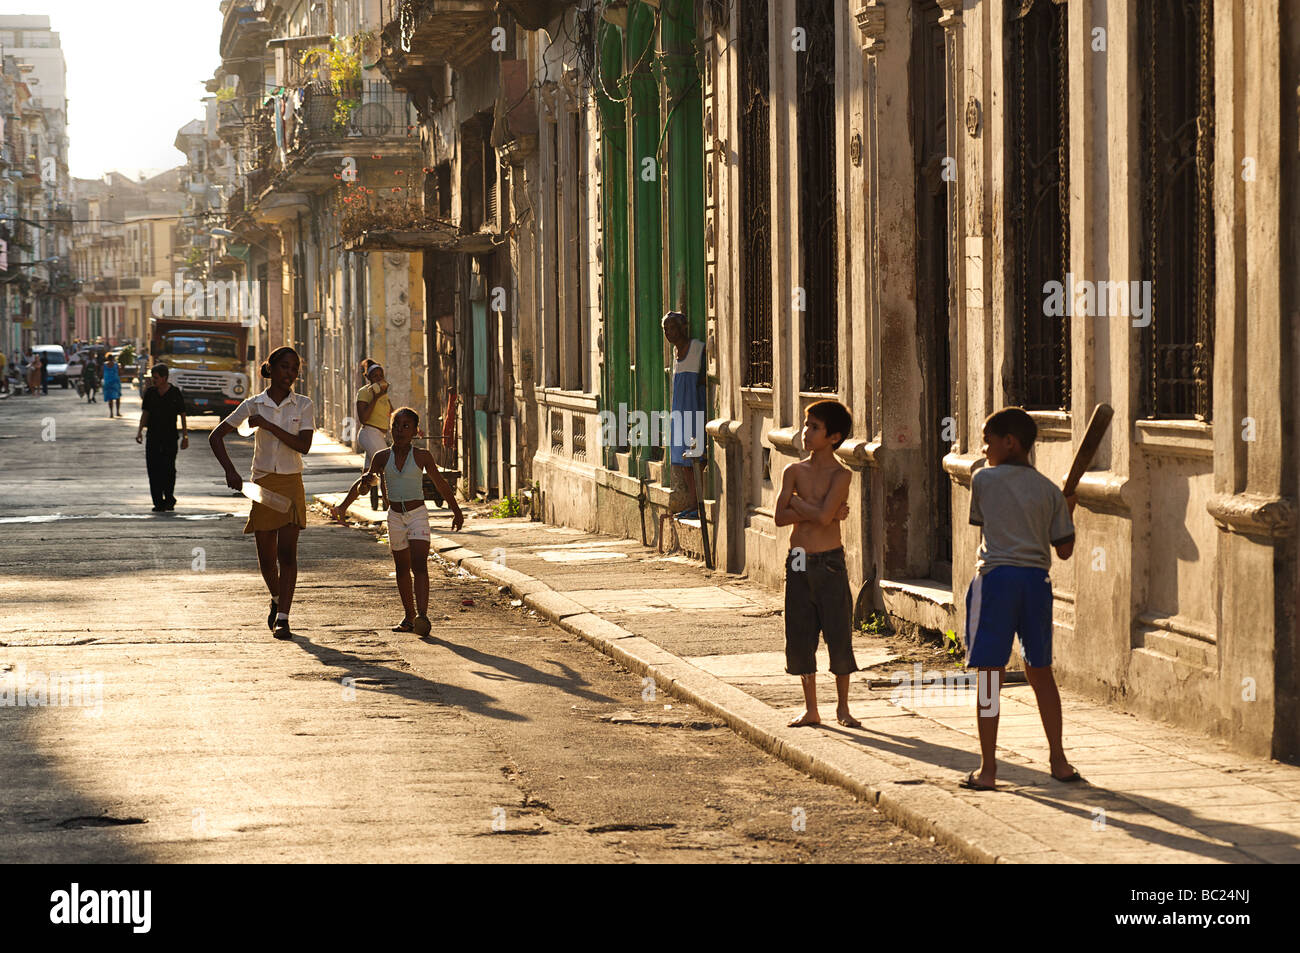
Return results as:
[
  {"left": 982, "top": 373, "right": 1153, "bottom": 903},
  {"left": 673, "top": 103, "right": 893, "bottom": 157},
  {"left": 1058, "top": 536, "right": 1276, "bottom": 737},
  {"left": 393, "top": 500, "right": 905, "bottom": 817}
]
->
[
  {"left": 1050, "top": 758, "right": 1082, "bottom": 782},
  {"left": 788, "top": 710, "right": 821, "bottom": 727},
  {"left": 836, "top": 711, "right": 863, "bottom": 729}
]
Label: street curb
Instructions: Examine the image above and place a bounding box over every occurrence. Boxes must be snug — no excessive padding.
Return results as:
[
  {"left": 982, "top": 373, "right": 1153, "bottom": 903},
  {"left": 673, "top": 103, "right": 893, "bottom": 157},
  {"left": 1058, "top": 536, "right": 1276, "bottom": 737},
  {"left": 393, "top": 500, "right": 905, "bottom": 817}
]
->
[
  {"left": 328, "top": 505, "right": 1045, "bottom": 863},
  {"left": 425, "top": 540, "right": 1053, "bottom": 864}
]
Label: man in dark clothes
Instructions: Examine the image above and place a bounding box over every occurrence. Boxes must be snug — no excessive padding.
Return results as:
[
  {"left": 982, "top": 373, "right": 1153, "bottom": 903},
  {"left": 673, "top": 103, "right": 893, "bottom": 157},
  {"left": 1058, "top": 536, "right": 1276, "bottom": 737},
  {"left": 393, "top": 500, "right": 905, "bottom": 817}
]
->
[{"left": 136, "top": 364, "right": 189, "bottom": 512}]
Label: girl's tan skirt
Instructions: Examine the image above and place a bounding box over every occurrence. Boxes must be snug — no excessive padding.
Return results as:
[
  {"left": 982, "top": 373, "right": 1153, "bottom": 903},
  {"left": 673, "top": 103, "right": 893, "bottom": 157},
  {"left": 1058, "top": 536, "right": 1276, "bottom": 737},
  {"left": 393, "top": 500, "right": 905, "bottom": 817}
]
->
[{"left": 243, "top": 472, "right": 308, "bottom": 534}]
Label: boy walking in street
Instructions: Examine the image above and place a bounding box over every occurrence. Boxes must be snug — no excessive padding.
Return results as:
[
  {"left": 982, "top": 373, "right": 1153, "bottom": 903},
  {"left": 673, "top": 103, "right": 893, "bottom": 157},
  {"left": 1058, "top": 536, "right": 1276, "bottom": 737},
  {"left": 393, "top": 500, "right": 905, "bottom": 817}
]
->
[
  {"left": 961, "top": 407, "right": 1080, "bottom": 791},
  {"left": 136, "top": 364, "right": 188, "bottom": 512},
  {"left": 775, "top": 399, "right": 860, "bottom": 729}
]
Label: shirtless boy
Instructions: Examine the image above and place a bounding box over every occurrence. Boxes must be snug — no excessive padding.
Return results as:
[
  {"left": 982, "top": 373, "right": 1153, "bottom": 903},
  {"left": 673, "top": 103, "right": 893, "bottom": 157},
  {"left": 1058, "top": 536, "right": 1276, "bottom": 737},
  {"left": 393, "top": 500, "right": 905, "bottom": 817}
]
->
[{"left": 774, "top": 399, "right": 860, "bottom": 728}]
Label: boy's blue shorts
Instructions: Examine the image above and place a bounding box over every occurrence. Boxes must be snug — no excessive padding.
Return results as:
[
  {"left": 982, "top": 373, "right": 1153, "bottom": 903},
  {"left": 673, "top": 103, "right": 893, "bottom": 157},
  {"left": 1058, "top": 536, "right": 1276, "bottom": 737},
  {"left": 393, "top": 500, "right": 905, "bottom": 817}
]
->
[{"left": 964, "top": 566, "right": 1054, "bottom": 668}]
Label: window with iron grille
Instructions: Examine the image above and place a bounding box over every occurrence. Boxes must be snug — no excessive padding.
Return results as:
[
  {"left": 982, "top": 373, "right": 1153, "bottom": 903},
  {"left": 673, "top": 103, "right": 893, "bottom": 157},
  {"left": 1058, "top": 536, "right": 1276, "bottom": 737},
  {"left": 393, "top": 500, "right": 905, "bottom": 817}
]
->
[
  {"left": 1007, "top": 0, "right": 1069, "bottom": 410},
  {"left": 572, "top": 415, "right": 587, "bottom": 461},
  {"left": 1139, "top": 0, "right": 1214, "bottom": 420},
  {"left": 740, "top": 0, "right": 773, "bottom": 388},
  {"left": 796, "top": 0, "right": 838, "bottom": 393},
  {"left": 550, "top": 410, "right": 564, "bottom": 455}
]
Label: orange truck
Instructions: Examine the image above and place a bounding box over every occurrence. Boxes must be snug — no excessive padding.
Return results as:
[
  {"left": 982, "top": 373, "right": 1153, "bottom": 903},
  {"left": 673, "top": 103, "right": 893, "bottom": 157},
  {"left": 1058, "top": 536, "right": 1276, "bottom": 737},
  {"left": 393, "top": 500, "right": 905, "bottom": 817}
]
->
[{"left": 149, "top": 318, "right": 252, "bottom": 416}]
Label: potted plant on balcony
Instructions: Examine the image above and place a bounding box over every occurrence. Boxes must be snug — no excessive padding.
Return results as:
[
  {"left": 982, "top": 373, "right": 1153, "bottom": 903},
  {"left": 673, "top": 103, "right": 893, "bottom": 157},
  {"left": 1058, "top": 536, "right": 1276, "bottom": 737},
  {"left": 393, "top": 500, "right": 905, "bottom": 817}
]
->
[{"left": 300, "top": 35, "right": 363, "bottom": 131}]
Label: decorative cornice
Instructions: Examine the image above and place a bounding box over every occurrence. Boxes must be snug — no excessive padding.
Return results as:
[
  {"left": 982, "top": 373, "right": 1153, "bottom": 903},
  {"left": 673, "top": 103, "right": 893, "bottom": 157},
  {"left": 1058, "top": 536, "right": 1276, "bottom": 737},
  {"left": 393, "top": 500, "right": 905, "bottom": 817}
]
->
[
  {"left": 937, "top": 0, "right": 963, "bottom": 29},
  {"left": 1207, "top": 492, "right": 1297, "bottom": 538},
  {"left": 855, "top": 3, "right": 885, "bottom": 55}
]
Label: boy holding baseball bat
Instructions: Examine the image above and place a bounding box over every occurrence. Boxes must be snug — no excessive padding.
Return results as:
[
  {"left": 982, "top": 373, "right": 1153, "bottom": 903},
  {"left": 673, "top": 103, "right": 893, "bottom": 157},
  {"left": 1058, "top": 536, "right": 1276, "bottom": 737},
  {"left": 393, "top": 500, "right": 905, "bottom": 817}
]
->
[{"left": 961, "top": 407, "right": 1080, "bottom": 791}]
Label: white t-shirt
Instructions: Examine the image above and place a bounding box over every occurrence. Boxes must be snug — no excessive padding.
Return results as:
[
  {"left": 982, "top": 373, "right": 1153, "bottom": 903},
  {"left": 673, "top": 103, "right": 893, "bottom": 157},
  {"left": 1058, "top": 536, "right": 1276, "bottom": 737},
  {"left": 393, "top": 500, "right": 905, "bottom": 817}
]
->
[
  {"left": 969, "top": 461, "right": 1074, "bottom": 573},
  {"left": 222, "top": 390, "right": 315, "bottom": 479}
]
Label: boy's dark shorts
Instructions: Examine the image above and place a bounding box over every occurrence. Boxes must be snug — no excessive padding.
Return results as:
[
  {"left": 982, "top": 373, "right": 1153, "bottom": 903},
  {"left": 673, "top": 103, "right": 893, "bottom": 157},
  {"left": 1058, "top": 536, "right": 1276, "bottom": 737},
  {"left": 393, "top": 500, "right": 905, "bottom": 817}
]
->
[{"left": 785, "top": 547, "right": 859, "bottom": 676}]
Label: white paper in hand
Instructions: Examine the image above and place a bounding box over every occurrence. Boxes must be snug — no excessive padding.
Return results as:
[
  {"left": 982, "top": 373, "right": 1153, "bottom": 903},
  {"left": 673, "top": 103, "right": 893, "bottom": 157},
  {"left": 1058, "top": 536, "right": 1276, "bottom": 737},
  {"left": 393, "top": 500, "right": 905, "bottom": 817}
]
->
[
  {"left": 237, "top": 420, "right": 255, "bottom": 437},
  {"left": 241, "top": 482, "right": 292, "bottom": 513}
]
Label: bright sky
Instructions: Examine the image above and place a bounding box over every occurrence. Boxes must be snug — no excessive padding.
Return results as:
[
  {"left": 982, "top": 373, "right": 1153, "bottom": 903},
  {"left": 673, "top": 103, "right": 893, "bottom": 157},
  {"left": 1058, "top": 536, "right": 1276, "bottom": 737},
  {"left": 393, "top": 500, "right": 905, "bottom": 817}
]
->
[{"left": 4, "top": 1, "right": 224, "bottom": 180}]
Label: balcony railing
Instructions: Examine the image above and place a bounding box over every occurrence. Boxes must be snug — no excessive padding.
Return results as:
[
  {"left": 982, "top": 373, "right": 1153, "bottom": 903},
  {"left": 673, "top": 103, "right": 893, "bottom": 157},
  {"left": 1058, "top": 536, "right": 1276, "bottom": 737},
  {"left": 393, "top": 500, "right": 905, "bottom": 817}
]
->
[{"left": 287, "top": 80, "right": 417, "bottom": 154}]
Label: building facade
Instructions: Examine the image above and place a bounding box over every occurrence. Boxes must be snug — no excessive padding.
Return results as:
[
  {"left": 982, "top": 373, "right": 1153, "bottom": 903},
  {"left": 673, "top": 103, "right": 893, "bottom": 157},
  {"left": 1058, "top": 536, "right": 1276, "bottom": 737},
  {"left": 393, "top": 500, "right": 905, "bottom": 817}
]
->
[
  {"left": 214, "top": 0, "right": 429, "bottom": 448},
  {"left": 69, "top": 171, "right": 186, "bottom": 347},
  {"left": 216, "top": 0, "right": 1300, "bottom": 762},
  {"left": 0, "top": 18, "right": 73, "bottom": 354}
]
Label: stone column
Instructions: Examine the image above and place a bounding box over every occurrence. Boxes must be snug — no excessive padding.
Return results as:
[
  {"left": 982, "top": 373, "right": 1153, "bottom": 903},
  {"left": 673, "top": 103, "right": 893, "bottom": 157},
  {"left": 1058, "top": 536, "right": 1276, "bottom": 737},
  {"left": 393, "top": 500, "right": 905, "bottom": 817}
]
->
[{"left": 855, "top": 0, "right": 929, "bottom": 578}]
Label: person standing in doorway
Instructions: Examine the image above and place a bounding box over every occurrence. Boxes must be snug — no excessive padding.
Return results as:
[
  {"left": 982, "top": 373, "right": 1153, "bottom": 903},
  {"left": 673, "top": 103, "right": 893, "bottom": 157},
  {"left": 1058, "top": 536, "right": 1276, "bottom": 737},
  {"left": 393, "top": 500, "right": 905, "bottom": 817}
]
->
[
  {"left": 136, "top": 364, "right": 189, "bottom": 512},
  {"left": 102, "top": 354, "right": 122, "bottom": 416},
  {"left": 355, "top": 362, "right": 393, "bottom": 510}
]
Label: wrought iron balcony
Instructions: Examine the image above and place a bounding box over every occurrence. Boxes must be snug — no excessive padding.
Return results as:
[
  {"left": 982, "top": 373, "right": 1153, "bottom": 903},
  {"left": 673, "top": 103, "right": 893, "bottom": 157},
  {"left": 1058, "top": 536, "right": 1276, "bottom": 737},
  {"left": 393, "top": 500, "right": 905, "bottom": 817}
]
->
[
  {"left": 288, "top": 80, "right": 416, "bottom": 149},
  {"left": 220, "top": 2, "right": 273, "bottom": 61},
  {"left": 378, "top": 0, "right": 496, "bottom": 93},
  {"left": 216, "top": 93, "right": 264, "bottom": 143},
  {"left": 270, "top": 80, "right": 419, "bottom": 190}
]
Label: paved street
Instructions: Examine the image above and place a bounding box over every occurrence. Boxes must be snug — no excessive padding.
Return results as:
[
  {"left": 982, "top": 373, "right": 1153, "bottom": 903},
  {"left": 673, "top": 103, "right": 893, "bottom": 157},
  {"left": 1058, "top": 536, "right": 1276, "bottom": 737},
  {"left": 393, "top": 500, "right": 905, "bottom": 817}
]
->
[{"left": 0, "top": 388, "right": 957, "bottom": 863}]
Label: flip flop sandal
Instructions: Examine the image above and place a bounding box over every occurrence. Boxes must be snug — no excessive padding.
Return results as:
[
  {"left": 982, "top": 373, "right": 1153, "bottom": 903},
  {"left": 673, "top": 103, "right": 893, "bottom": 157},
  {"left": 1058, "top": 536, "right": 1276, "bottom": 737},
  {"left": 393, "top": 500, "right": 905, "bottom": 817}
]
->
[
  {"left": 1052, "top": 770, "right": 1085, "bottom": 783},
  {"left": 959, "top": 772, "right": 997, "bottom": 792},
  {"left": 391, "top": 619, "right": 415, "bottom": 633}
]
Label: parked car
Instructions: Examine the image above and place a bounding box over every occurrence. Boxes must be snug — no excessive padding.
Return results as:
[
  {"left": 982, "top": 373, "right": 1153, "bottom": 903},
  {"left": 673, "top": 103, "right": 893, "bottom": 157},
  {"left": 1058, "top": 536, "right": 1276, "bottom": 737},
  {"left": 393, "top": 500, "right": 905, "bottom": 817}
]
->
[{"left": 33, "top": 345, "right": 69, "bottom": 388}]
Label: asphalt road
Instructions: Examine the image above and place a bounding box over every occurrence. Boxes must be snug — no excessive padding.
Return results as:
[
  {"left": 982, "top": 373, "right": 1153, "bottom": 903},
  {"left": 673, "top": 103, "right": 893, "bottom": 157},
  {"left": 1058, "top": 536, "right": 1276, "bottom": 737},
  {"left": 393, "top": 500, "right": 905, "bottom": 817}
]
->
[{"left": 0, "top": 387, "right": 957, "bottom": 863}]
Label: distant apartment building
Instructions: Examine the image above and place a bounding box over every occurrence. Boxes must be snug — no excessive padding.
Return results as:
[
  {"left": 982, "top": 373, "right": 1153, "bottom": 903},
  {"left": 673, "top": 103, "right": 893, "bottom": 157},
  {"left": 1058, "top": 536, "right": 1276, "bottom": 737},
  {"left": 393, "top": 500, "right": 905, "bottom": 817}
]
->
[
  {"left": 69, "top": 171, "right": 185, "bottom": 346},
  {"left": 0, "top": 16, "right": 71, "bottom": 351}
]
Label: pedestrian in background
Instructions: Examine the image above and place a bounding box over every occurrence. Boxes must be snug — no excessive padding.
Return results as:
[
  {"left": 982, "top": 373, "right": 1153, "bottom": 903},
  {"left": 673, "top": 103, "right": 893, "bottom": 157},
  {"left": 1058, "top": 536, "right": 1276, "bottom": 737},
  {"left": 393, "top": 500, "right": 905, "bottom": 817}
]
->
[
  {"left": 81, "top": 355, "right": 98, "bottom": 403},
  {"left": 0, "top": 349, "right": 8, "bottom": 395},
  {"left": 662, "top": 311, "right": 706, "bottom": 519},
  {"left": 209, "top": 346, "right": 314, "bottom": 641},
  {"left": 102, "top": 354, "right": 122, "bottom": 417},
  {"left": 355, "top": 362, "right": 392, "bottom": 510},
  {"left": 26, "top": 349, "right": 40, "bottom": 397},
  {"left": 136, "top": 364, "right": 188, "bottom": 512}
]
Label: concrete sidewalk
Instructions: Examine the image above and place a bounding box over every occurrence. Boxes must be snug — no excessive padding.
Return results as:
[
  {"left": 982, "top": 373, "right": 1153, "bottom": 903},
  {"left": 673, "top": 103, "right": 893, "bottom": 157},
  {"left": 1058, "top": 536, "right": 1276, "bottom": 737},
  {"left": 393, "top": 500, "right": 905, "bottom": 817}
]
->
[{"left": 313, "top": 473, "right": 1300, "bottom": 863}]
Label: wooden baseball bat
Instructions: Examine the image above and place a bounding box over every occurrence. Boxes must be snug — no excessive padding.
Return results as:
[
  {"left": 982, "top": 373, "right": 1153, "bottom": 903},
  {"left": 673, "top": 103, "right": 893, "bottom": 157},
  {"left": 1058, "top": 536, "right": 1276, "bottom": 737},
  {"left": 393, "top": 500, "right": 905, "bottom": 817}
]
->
[{"left": 1062, "top": 403, "right": 1115, "bottom": 497}]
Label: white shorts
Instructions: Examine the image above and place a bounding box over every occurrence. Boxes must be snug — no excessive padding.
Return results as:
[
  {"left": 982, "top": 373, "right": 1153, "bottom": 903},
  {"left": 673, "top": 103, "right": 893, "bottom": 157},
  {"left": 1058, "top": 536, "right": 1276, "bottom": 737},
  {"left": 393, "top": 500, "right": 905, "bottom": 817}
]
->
[
  {"left": 387, "top": 504, "right": 430, "bottom": 552},
  {"left": 359, "top": 424, "right": 389, "bottom": 467}
]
